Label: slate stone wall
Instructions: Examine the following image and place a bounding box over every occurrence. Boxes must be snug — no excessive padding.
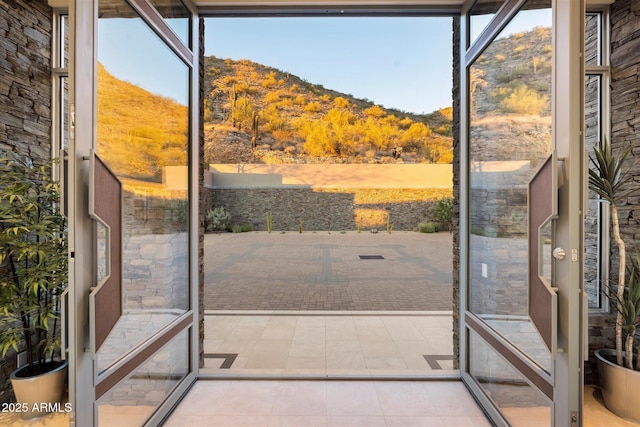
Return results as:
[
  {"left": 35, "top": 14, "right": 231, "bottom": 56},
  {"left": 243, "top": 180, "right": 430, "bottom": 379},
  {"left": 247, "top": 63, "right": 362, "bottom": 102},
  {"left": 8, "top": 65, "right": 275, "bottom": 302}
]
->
[
  {"left": 0, "top": 0, "right": 52, "bottom": 164},
  {"left": 451, "top": 15, "right": 461, "bottom": 369},
  {"left": 0, "top": 0, "right": 52, "bottom": 405},
  {"left": 586, "top": 0, "right": 640, "bottom": 385},
  {"left": 205, "top": 187, "right": 452, "bottom": 232}
]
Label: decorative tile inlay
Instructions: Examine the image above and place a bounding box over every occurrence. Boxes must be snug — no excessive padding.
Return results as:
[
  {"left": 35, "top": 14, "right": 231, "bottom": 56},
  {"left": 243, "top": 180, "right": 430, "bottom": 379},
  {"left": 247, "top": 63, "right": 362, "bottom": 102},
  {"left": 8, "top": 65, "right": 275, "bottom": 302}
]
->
[
  {"left": 423, "top": 354, "right": 454, "bottom": 370},
  {"left": 204, "top": 353, "right": 238, "bottom": 369}
]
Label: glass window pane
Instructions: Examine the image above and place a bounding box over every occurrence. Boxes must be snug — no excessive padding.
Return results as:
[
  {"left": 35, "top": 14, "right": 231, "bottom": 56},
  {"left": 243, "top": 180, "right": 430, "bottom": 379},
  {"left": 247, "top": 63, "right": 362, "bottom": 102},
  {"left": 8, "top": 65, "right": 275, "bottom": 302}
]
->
[
  {"left": 468, "top": 0, "right": 553, "bottom": 373},
  {"left": 61, "top": 14, "right": 69, "bottom": 68},
  {"left": 585, "top": 13, "right": 601, "bottom": 66},
  {"left": 469, "top": 329, "right": 552, "bottom": 427},
  {"left": 96, "top": 329, "right": 189, "bottom": 426},
  {"left": 60, "top": 76, "right": 69, "bottom": 150},
  {"left": 148, "top": 0, "right": 191, "bottom": 48},
  {"left": 469, "top": 1, "right": 506, "bottom": 47},
  {"left": 97, "top": 0, "right": 190, "bottom": 372},
  {"left": 585, "top": 74, "right": 603, "bottom": 309}
]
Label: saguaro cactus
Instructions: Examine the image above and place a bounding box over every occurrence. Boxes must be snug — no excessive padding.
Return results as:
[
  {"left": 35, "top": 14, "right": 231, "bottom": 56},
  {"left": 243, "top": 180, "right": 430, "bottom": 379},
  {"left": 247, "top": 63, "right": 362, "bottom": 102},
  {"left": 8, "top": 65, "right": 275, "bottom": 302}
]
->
[
  {"left": 229, "top": 84, "right": 238, "bottom": 128},
  {"left": 251, "top": 111, "right": 259, "bottom": 149}
]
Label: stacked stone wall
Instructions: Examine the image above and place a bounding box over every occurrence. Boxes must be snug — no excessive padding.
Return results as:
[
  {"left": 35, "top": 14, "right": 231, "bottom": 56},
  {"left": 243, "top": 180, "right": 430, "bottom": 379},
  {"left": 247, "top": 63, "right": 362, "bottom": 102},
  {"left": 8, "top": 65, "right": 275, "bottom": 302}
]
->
[
  {"left": 204, "top": 187, "right": 452, "bottom": 232},
  {"left": 0, "top": 0, "right": 52, "bottom": 405},
  {"left": 586, "top": 0, "right": 640, "bottom": 385},
  {"left": 452, "top": 16, "right": 461, "bottom": 369},
  {"left": 0, "top": 0, "right": 52, "bottom": 164}
]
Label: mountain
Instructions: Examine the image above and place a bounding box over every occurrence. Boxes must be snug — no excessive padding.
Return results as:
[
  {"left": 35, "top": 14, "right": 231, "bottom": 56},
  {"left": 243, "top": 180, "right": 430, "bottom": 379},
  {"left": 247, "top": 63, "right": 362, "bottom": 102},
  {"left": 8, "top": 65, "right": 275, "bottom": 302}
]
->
[
  {"left": 97, "top": 63, "right": 189, "bottom": 181},
  {"left": 203, "top": 56, "right": 453, "bottom": 164},
  {"left": 469, "top": 26, "right": 553, "bottom": 167}
]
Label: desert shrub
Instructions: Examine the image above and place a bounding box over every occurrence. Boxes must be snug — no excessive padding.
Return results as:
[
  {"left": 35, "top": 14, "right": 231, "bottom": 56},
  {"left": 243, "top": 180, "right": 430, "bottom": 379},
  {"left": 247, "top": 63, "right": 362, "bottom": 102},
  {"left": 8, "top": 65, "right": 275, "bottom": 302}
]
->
[
  {"left": 418, "top": 222, "right": 440, "bottom": 233},
  {"left": 431, "top": 197, "right": 453, "bottom": 231},
  {"left": 500, "top": 85, "right": 548, "bottom": 115},
  {"left": 230, "top": 223, "right": 252, "bottom": 233},
  {"left": 206, "top": 207, "right": 231, "bottom": 232},
  {"left": 264, "top": 92, "right": 280, "bottom": 103},
  {"left": 333, "top": 97, "right": 350, "bottom": 108},
  {"left": 305, "top": 102, "right": 321, "bottom": 113}
]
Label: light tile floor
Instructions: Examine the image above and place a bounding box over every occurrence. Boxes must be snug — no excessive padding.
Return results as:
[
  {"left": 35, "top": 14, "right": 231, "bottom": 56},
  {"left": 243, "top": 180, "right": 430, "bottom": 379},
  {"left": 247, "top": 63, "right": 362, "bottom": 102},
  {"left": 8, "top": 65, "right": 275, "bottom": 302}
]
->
[
  {"left": 201, "top": 313, "right": 456, "bottom": 375},
  {"left": 163, "top": 380, "right": 492, "bottom": 427}
]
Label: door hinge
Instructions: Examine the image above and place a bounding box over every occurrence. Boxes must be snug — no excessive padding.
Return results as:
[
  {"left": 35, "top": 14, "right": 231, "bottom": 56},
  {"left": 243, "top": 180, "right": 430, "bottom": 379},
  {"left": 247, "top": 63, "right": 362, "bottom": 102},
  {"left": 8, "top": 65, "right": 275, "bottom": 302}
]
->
[{"left": 571, "top": 411, "right": 578, "bottom": 427}]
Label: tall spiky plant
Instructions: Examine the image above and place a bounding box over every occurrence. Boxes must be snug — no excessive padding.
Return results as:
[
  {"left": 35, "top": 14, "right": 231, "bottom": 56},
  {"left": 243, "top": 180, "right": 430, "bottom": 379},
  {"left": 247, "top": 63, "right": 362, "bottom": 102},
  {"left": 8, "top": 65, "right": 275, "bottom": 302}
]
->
[
  {"left": 612, "top": 251, "right": 640, "bottom": 370},
  {"left": 588, "top": 138, "right": 636, "bottom": 367}
]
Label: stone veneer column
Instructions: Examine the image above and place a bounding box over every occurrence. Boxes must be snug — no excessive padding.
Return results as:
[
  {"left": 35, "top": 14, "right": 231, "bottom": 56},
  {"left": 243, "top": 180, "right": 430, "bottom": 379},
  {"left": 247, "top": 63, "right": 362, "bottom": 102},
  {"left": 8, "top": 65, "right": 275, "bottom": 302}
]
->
[
  {"left": 198, "top": 17, "right": 206, "bottom": 368},
  {"left": 0, "top": 0, "right": 53, "bottom": 404},
  {"left": 585, "top": 0, "right": 640, "bottom": 385},
  {"left": 0, "top": 0, "right": 52, "bottom": 164},
  {"left": 610, "top": 0, "right": 640, "bottom": 247},
  {"left": 451, "top": 16, "right": 461, "bottom": 370}
]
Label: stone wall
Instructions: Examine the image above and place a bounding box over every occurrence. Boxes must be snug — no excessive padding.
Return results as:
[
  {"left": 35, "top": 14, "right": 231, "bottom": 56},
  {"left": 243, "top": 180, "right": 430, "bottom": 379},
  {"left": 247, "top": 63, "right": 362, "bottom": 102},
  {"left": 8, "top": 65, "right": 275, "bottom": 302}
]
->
[
  {"left": 586, "top": 0, "right": 640, "bottom": 385},
  {"left": 204, "top": 187, "right": 452, "bottom": 232},
  {"left": 451, "top": 16, "right": 461, "bottom": 369},
  {"left": 0, "top": 0, "right": 52, "bottom": 164},
  {"left": 0, "top": 0, "right": 52, "bottom": 405}
]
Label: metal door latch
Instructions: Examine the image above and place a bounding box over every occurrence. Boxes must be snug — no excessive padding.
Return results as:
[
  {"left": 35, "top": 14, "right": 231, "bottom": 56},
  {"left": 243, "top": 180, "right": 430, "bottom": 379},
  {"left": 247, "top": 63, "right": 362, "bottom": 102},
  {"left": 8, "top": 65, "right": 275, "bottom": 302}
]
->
[{"left": 553, "top": 247, "right": 566, "bottom": 260}]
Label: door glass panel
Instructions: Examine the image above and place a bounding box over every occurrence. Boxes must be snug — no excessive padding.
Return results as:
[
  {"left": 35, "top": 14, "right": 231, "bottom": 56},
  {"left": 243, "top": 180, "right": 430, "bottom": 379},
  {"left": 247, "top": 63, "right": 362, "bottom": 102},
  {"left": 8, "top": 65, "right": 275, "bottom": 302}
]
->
[
  {"left": 469, "top": 0, "right": 506, "bottom": 47},
  {"left": 148, "top": 0, "right": 191, "bottom": 48},
  {"left": 96, "top": 329, "right": 189, "bottom": 426},
  {"left": 469, "top": 329, "right": 551, "bottom": 426},
  {"left": 96, "top": 0, "right": 190, "bottom": 372},
  {"left": 468, "top": 0, "right": 552, "bottom": 373}
]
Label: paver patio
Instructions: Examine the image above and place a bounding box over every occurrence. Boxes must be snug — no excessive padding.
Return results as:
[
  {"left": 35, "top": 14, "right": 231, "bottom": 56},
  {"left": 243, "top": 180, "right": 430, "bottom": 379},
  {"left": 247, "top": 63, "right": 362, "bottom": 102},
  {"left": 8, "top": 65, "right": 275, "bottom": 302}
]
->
[{"left": 204, "top": 231, "right": 453, "bottom": 311}]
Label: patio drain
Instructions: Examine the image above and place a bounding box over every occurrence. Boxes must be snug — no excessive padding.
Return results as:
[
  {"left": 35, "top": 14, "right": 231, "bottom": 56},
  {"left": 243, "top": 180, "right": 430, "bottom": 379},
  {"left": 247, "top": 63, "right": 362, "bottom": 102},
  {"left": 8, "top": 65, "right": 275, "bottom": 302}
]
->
[{"left": 359, "top": 255, "right": 385, "bottom": 260}]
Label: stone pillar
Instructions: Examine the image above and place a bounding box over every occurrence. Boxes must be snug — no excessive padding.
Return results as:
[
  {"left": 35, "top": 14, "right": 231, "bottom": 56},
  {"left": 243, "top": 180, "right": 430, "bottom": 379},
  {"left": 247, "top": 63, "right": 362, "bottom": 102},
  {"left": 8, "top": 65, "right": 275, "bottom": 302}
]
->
[
  {"left": 198, "top": 17, "right": 206, "bottom": 369},
  {"left": 451, "top": 15, "right": 461, "bottom": 370}
]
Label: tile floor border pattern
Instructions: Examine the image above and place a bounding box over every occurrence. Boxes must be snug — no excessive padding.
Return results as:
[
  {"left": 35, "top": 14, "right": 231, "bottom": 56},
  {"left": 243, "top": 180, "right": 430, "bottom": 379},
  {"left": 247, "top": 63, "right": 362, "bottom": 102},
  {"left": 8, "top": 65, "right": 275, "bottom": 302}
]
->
[{"left": 202, "top": 313, "right": 456, "bottom": 376}]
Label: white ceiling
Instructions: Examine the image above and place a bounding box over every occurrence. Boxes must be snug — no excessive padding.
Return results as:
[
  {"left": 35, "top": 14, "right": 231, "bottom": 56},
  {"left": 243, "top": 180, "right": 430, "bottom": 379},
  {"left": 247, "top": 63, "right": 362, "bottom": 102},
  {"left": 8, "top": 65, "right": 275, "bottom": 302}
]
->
[
  {"left": 47, "top": 0, "right": 466, "bottom": 9},
  {"left": 48, "top": 0, "right": 614, "bottom": 12}
]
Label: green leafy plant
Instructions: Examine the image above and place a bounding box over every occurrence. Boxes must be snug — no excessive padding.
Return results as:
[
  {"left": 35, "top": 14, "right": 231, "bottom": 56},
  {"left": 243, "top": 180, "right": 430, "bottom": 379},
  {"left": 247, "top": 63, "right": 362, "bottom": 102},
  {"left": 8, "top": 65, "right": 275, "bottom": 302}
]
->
[
  {"left": 205, "top": 207, "right": 231, "bottom": 233},
  {"left": 418, "top": 222, "right": 440, "bottom": 233},
  {"left": 431, "top": 197, "right": 453, "bottom": 232},
  {"left": 0, "top": 152, "right": 67, "bottom": 375},
  {"left": 266, "top": 211, "right": 273, "bottom": 233},
  {"left": 230, "top": 223, "right": 253, "bottom": 233},
  {"left": 589, "top": 138, "right": 638, "bottom": 368}
]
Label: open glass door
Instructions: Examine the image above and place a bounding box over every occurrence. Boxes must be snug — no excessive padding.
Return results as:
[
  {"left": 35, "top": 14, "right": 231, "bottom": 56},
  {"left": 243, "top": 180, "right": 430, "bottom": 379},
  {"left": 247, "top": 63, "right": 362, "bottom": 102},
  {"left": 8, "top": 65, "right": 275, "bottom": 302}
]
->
[
  {"left": 68, "top": 0, "right": 200, "bottom": 425},
  {"left": 460, "top": 0, "right": 584, "bottom": 425}
]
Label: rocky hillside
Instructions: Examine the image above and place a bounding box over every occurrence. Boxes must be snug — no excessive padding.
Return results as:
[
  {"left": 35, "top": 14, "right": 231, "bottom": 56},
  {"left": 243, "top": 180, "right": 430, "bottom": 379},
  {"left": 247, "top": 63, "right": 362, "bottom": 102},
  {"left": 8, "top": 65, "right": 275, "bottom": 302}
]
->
[
  {"left": 203, "top": 56, "right": 453, "bottom": 164},
  {"left": 470, "top": 26, "right": 553, "bottom": 167}
]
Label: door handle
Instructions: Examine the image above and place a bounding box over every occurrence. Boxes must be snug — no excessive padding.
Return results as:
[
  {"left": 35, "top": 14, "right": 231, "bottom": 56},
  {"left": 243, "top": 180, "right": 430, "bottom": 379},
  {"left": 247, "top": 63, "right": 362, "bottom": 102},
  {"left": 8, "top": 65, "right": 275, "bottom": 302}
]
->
[{"left": 553, "top": 247, "right": 566, "bottom": 260}]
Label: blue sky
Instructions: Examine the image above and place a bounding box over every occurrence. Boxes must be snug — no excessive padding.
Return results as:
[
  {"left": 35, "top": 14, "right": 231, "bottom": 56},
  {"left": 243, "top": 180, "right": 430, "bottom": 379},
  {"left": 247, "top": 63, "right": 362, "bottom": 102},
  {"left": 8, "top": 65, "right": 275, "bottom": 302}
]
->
[
  {"left": 97, "top": 10, "right": 551, "bottom": 114},
  {"left": 204, "top": 17, "right": 453, "bottom": 115}
]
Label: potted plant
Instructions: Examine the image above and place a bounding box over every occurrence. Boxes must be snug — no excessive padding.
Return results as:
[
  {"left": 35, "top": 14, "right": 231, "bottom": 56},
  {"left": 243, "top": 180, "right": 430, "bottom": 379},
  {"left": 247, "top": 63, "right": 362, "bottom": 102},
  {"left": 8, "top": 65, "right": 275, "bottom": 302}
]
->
[
  {"left": 0, "top": 151, "right": 68, "bottom": 419},
  {"left": 589, "top": 138, "right": 640, "bottom": 423}
]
